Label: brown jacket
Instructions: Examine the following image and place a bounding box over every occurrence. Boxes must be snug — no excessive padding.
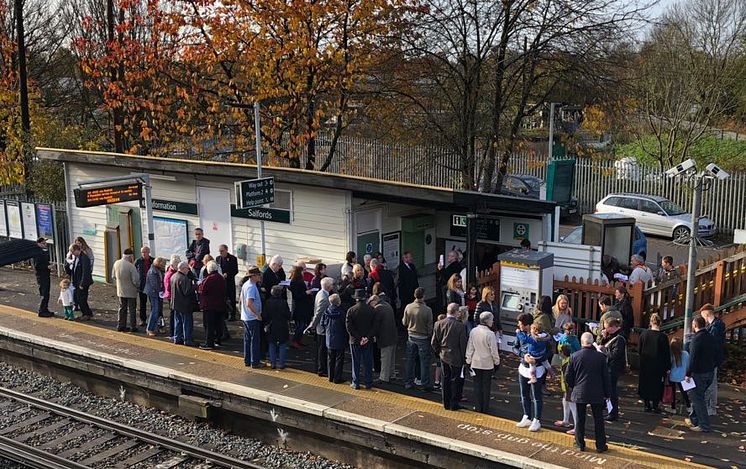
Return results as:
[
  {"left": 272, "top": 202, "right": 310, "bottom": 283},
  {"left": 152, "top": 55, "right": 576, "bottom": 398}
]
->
[{"left": 431, "top": 316, "right": 467, "bottom": 367}]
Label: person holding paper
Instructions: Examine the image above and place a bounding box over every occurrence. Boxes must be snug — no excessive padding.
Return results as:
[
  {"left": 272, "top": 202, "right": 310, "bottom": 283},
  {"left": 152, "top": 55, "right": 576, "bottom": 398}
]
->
[
  {"left": 431, "top": 303, "right": 468, "bottom": 411},
  {"left": 465, "top": 311, "right": 500, "bottom": 413},
  {"left": 564, "top": 332, "right": 610, "bottom": 453},
  {"left": 684, "top": 316, "right": 718, "bottom": 432}
]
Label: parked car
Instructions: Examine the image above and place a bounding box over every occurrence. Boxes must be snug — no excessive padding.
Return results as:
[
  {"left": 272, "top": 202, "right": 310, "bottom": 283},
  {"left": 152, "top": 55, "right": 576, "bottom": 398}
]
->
[
  {"left": 500, "top": 174, "right": 578, "bottom": 219},
  {"left": 561, "top": 221, "right": 648, "bottom": 260},
  {"left": 595, "top": 193, "right": 717, "bottom": 240}
]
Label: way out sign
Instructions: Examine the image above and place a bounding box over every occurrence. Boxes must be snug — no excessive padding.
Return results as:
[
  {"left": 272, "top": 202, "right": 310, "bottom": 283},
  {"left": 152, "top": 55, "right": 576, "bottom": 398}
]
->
[{"left": 236, "top": 177, "right": 274, "bottom": 208}]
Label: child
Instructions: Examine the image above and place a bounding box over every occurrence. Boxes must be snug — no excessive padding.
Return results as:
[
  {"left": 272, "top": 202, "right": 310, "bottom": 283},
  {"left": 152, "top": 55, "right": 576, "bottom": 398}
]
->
[
  {"left": 465, "top": 285, "right": 479, "bottom": 325},
  {"left": 433, "top": 313, "right": 447, "bottom": 389},
  {"left": 667, "top": 337, "right": 690, "bottom": 414},
  {"left": 58, "top": 278, "right": 75, "bottom": 320},
  {"left": 517, "top": 323, "right": 551, "bottom": 384},
  {"left": 554, "top": 322, "right": 580, "bottom": 432}
]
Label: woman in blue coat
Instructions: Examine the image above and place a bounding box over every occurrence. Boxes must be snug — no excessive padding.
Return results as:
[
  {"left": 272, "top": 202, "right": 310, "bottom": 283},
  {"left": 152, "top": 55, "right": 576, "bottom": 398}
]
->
[{"left": 323, "top": 294, "right": 348, "bottom": 384}]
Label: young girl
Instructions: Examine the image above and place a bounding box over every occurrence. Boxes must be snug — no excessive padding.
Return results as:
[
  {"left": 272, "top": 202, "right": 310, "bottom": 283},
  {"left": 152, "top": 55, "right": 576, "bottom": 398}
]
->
[
  {"left": 667, "top": 338, "right": 691, "bottom": 414},
  {"left": 553, "top": 294, "right": 573, "bottom": 330},
  {"left": 465, "top": 285, "right": 479, "bottom": 325},
  {"left": 555, "top": 322, "right": 581, "bottom": 432},
  {"left": 58, "top": 279, "right": 75, "bottom": 320},
  {"left": 517, "top": 323, "right": 551, "bottom": 384}
]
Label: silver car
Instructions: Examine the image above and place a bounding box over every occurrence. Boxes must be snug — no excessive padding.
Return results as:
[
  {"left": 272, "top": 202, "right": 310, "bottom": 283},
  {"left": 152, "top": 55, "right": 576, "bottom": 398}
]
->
[{"left": 595, "top": 193, "right": 717, "bottom": 240}]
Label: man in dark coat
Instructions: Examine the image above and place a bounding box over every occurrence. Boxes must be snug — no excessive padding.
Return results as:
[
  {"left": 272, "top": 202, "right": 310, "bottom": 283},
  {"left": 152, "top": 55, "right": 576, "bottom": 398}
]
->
[
  {"left": 685, "top": 316, "right": 718, "bottom": 432},
  {"left": 598, "top": 317, "right": 626, "bottom": 421},
  {"left": 65, "top": 244, "right": 93, "bottom": 320},
  {"left": 186, "top": 227, "right": 210, "bottom": 271},
  {"left": 33, "top": 238, "right": 54, "bottom": 317},
  {"left": 431, "top": 303, "right": 468, "bottom": 411},
  {"left": 197, "top": 262, "right": 226, "bottom": 350},
  {"left": 134, "top": 246, "right": 155, "bottom": 327},
  {"left": 261, "top": 255, "right": 285, "bottom": 301},
  {"left": 700, "top": 303, "right": 725, "bottom": 416},
  {"left": 346, "top": 289, "right": 377, "bottom": 390},
  {"left": 171, "top": 261, "right": 197, "bottom": 346},
  {"left": 216, "top": 244, "right": 239, "bottom": 320},
  {"left": 397, "top": 251, "right": 419, "bottom": 318},
  {"left": 565, "top": 332, "right": 610, "bottom": 453}
]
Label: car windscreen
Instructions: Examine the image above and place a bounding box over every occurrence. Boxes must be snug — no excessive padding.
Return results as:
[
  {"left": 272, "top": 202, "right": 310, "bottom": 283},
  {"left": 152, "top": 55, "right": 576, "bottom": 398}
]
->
[
  {"left": 522, "top": 178, "right": 543, "bottom": 192},
  {"left": 563, "top": 227, "right": 582, "bottom": 244},
  {"left": 660, "top": 200, "right": 687, "bottom": 216}
]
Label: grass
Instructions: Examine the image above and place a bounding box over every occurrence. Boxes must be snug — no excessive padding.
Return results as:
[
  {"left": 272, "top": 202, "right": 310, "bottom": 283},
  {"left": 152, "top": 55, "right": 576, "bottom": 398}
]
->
[{"left": 613, "top": 135, "right": 746, "bottom": 171}]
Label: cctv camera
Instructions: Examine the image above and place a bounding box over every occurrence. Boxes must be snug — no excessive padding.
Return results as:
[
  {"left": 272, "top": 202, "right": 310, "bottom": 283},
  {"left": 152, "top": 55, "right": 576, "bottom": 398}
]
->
[
  {"left": 665, "top": 159, "right": 696, "bottom": 178},
  {"left": 705, "top": 163, "right": 730, "bottom": 180}
]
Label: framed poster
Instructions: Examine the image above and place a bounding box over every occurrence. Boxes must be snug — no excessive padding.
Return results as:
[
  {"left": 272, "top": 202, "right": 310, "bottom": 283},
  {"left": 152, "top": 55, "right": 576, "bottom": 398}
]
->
[
  {"left": 21, "top": 202, "right": 38, "bottom": 241},
  {"left": 0, "top": 200, "right": 7, "bottom": 237},
  {"left": 36, "top": 204, "right": 54, "bottom": 243},
  {"left": 153, "top": 216, "right": 188, "bottom": 259},
  {"left": 5, "top": 200, "right": 22, "bottom": 239},
  {"left": 382, "top": 231, "right": 401, "bottom": 269}
]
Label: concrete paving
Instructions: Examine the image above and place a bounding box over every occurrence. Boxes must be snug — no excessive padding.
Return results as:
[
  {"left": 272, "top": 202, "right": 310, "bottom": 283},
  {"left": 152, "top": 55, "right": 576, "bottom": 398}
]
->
[{"left": 1, "top": 267, "right": 744, "bottom": 468}]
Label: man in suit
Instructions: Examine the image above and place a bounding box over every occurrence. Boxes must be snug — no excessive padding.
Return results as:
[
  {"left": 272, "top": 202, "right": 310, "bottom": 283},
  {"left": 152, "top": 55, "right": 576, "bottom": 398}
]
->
[
  {"left": 685, "top": 316, "right": 718, "bottom": 432},
  {"left": 565, "top": 332, "right": 610, "bottom": 453},
  {"left": 65, "top": 243, "right": 93, "bottom": 320},
  {"left": 397, "top": 251, "right": 419, "bottom": 320},
  {"left": 33, "top": 238, "right": 54, "bottom": 317},
  {"left": 217, "top": 244, "right": 239, "bottom": 321},
  {"left": 186, "top": 227, "right": 210, "bottom": 271},
  {"left": 432, "top": 303, "right": 468, "bottom": 411},
  {"left": 134, "top": 246, "right": 155, "bottom": 327},
  {"left": 346, "top": 289, "right": 377, "bottom": 390}
]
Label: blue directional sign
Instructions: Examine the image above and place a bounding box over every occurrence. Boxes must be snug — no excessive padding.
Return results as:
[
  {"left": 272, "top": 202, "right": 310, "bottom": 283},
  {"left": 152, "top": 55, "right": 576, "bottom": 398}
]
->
[{"left": 236, "top": 177, "right": 275, "bottom": 209}]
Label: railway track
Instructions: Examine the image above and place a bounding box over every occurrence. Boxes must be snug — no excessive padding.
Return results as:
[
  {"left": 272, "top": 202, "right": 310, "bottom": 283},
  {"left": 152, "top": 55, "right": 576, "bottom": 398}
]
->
[{"left": 0, "top": 386, "right": 265, "bottom": 468}]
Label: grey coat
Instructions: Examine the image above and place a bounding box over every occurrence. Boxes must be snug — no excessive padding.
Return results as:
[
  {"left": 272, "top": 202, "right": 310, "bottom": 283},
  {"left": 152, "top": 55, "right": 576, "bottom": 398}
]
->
[
  {"left": 374, "top": 301, "right": 398, "bottom": 348},
  {"left": 170, "top": 271, "right": 196, "bottom": 313}
]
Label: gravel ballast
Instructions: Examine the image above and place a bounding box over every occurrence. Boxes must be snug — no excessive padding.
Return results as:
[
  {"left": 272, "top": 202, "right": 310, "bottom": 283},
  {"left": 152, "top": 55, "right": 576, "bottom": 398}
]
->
[{"left": 0, "top": 362, "right": 355, "bottom": 468}]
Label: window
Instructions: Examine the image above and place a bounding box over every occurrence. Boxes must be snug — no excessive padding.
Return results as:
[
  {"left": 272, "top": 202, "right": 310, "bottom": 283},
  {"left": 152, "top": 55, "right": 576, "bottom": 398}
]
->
[
  {"left": 604, "top": 196, "right": 621, "bottom": 207},
  {"left": 505, "top": 177, "right": 526, "bottom": 193},
  {"left": 618, "top": 197, "right": 639, "bottom": 210},
  {"left": 270, "top": 189, "right": 292, "bottom": 211},
  {"left": 660, "top": 199, "right": 686, "bottom": 216},
  {"left": 639, "top": 200, "right": 662, "bottom": 214}
]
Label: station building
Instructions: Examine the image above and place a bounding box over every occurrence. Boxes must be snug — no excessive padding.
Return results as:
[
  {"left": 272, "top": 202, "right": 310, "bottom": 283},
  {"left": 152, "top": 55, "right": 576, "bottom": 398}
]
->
[{"left": 38, "top": 148, "right": 558, "bottom": 298}]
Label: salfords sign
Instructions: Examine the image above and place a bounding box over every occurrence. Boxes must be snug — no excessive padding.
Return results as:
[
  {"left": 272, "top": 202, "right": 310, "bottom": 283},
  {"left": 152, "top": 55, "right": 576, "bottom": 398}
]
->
[{"left": 231, "top": 205, "right": 291, "bottom": 224}]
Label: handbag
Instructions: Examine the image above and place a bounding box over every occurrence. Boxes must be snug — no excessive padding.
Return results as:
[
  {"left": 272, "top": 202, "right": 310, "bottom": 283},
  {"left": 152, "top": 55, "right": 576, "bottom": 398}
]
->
[{"left": 662, "top": 382, "right": 674, "bottom": 405}]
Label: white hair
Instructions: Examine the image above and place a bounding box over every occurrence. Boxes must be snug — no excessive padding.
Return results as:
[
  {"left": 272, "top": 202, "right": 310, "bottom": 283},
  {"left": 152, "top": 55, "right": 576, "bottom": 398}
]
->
[
  {"left": 370, "top": 258, "right": 379, "bottom": 268},
  {"left": 206, "top": 261, "right": 219, "bottom": 274},
  {"left": 363, "top": 254, "right": 372, "bottom": 261},
  {"left": 320, "top": 277, "right": 334, "bottom": 290},
  {"left": 177, "top": 261, "right": 189, "bottom": 271},
  {"left": 447, "top": 303, "right": 459, "bottom": 316},
  {"left": 479, "top": 311, "right": 494, "bottom": 324},
  {"left": 169, "top": 254, "right": 181, "bottom": 269},
  {"left": 270, "top": 255, "right": 283, "bottom": 265},
  {"left": 368, "top": 294, "right": 380, "bottom": 305},
  {"left": 580, "top": 332, "right": 595, "bottom": 346}
]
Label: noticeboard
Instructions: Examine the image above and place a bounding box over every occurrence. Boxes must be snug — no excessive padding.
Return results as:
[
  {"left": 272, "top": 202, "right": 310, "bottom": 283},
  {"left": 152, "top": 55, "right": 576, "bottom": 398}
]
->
[
  {"left": 235, "top": 177, "right": 274, "bottom": 208},
  {"left": 21, "top": 202, "right": 38, "bottom": 241},
  {"left": 449, "top": 214, "right": 500, "bottom": 242},
  {"left": 74, "top": 183, "right": 142, "bottom": 208},
  {"left": 36, "top": 204, "right": 54, "bottom": 243}
]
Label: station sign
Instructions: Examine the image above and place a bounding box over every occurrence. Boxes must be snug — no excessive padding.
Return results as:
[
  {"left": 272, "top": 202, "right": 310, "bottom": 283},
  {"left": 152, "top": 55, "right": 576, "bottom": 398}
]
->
[
  {"left": 74, "top": 183, "right": 142, "bottom": 208},
  {"left": 231, "top": 205, "right": 290, "bottom": 224},
  {"left": 236, "top": 177, "right": 274, "bottom": 208},
  {"left": 141, "top": 198, "right": 199, "bottom": 215},
  {"left": 450, "top": 213, "right": 500, "bottom": 242}
]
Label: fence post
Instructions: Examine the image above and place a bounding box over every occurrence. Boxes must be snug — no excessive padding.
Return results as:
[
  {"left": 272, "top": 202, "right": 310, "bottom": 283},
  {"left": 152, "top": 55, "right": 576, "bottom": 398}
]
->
[
  {"left": 630, "top": 281, "right": 645, "bottom": 328},
  {"left": 713, "top": 261, "right": 726, "bottom": 307}
]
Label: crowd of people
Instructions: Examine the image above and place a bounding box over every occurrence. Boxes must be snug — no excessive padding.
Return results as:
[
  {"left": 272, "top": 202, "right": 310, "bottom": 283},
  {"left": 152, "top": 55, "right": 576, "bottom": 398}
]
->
[{"left": 29, "top": 230, "right": 728, "bottom": 453}]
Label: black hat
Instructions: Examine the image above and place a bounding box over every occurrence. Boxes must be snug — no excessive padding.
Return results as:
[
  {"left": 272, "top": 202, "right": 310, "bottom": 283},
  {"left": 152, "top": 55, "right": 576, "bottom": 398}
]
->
[
  {"left": 353, "top": 289, "right": 368, "bottom": 301},
  {"left": 36, "top": 237, "right": 47, "bottom": 243}
]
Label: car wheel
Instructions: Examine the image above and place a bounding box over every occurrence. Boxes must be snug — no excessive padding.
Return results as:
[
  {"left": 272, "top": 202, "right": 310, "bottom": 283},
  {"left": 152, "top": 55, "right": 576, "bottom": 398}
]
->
[{"left": 672, "top": 226, "right": 690, "bottom": 241}]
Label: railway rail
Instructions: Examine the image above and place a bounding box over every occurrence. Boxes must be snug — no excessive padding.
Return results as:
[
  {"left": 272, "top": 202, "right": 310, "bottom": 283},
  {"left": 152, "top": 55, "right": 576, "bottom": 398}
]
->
[{"left": 0, "top": 386, "right": 265, "bottom": 469}]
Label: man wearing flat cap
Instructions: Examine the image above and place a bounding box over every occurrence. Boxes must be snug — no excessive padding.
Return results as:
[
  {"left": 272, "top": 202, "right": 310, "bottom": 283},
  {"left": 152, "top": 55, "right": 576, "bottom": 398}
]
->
[{"left": 346, "top": 289, "right": 377, "bottom": 389}]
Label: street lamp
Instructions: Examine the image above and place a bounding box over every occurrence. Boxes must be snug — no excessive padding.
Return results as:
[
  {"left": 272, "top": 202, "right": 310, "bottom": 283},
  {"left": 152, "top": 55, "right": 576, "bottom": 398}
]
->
[{"left": 666, "top": 160, "right": 729, "bottom": 345}]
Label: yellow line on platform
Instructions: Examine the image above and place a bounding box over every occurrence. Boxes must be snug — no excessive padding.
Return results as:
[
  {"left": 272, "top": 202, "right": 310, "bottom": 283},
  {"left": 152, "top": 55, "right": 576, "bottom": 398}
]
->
[{"left": 0, "top": 304, "right": 706, "bottom": 468}]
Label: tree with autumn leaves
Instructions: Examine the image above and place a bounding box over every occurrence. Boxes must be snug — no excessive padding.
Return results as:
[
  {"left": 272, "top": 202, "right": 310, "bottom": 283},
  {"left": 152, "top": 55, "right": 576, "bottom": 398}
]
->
[{"left": 75, "top": 0, "right": 411, "bottom": 169}]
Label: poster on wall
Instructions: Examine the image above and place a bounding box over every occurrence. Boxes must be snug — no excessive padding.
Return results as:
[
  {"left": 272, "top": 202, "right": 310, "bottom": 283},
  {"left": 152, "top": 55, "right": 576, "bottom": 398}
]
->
[
  {"left": 5, "top": 201, "right": 23, "bottom": 239},
  {"left": 382, "top": 232, "right": 401, "bottom": 269},
  {"left": 21, "top": 202, "right": 38, "bottom": 241},
  {"left": 35, "top": 204, "right": 54, "bottom": 243},
  {"left": 153, "top": 217, "right": 188, "bottom": 259},
  {"left": 0, "top": 200, "right": 7, "bottom": 237},
  {"left": 198, "top": 187, "right": 233, "bottom": 254}
]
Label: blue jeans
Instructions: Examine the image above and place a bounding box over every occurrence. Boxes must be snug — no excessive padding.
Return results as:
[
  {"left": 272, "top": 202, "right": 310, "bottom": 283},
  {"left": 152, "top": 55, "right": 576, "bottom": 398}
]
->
[
  {"left": 243, "top": 320, "right": 262, "bottom": 366},
  {"left": 519, "top": 372, "right": 545, "bottom": 420},
  {"left": 146, "top": 294, "right": 162, "bottom": 333},
  {"left": 689, "top": 371, "right": 714, "bottom": 431},
  {"left": 173, "top": 310, "right": 194, "bottom": 345},
  {"left": 268, "top": 342, "right": 288, "bottom": 368},
  {"left": 350, "top": 343, "right": 373, "bottom": 388},
  {"left": 405, "top": 336, "right": 432, "bottom": 388}
]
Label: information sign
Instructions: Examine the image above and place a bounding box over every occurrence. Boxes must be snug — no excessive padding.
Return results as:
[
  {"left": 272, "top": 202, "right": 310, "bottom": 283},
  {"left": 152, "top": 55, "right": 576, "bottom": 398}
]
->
[
  {"left": 0, "top": 200, "right": 7, "bottom": 237},
  {"left": 21, "top": 202, "right": 38, "bottom": 241},
  {"left": 74, "top": 183, "right": 142, "bottom": 208},
  {"left": 450, "top": 214, "right": 500, "bottom": 242},
  {"left": 235, "top": 177, "right": 274, "bottom": 208},
  {"left": 36, "top": 204, "right": 54, "bottom": 243}
]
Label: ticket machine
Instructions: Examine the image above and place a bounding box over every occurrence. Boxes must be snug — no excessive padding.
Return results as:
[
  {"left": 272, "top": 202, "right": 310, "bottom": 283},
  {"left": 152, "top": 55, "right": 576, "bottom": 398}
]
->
[{"left": 497, "top": 249, "right": 554, "bottom": 352}]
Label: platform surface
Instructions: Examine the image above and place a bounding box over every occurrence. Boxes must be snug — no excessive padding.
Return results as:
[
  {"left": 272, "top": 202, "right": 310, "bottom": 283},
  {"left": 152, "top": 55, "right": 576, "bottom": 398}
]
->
[{"left": 1, "top": 268, "right": 744, "bottom": 468}]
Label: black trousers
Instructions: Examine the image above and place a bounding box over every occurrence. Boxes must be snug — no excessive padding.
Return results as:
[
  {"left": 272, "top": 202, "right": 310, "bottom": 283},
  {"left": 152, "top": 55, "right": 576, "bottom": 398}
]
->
[
  {"left": 608, "top": 370, "right": 620, "bottom": 418},
  {"left": 36, "top": 273, "right": 50, "bottom": 314},
  {"left": 473, "top": 368, "right": 492, "bottom": 413},
  {"left": 75, "top": 285, "right": 92, "bottom": 317},
  {"left": 576, "top": 402, "right": 607, "bottom": 451},
  {"left": 203, "top": 310, "right": 222, "bottom": 347},
  {"left": 441, "top": 364, "right": 461, "bottom": 410},
  {"left": 226, "top": 280, "right": 237, "bottom": 319},
  {"left": 138, "top": 291, "right": 148, "bottom": 322},
  {"left": 316, "top": 334, "right": 328, "bottom": 375},
  {"left": 373, "top": 341, "right": 381, "bottom": 373},
  {"left": 327, "top": 348, "right": 345, "bottom": 383}
]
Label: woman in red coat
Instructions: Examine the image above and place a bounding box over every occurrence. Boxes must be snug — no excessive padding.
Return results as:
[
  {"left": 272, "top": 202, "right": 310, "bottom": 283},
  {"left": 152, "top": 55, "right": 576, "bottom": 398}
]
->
[{"left": 198, "top": 261, "right": 226, "bottom": 350}]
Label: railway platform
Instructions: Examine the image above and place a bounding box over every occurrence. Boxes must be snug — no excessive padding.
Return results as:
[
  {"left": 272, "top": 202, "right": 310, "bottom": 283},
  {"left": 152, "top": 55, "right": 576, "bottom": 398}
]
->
[{"left": 0, "top": 301, "right": 731, "bottom": 469}]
